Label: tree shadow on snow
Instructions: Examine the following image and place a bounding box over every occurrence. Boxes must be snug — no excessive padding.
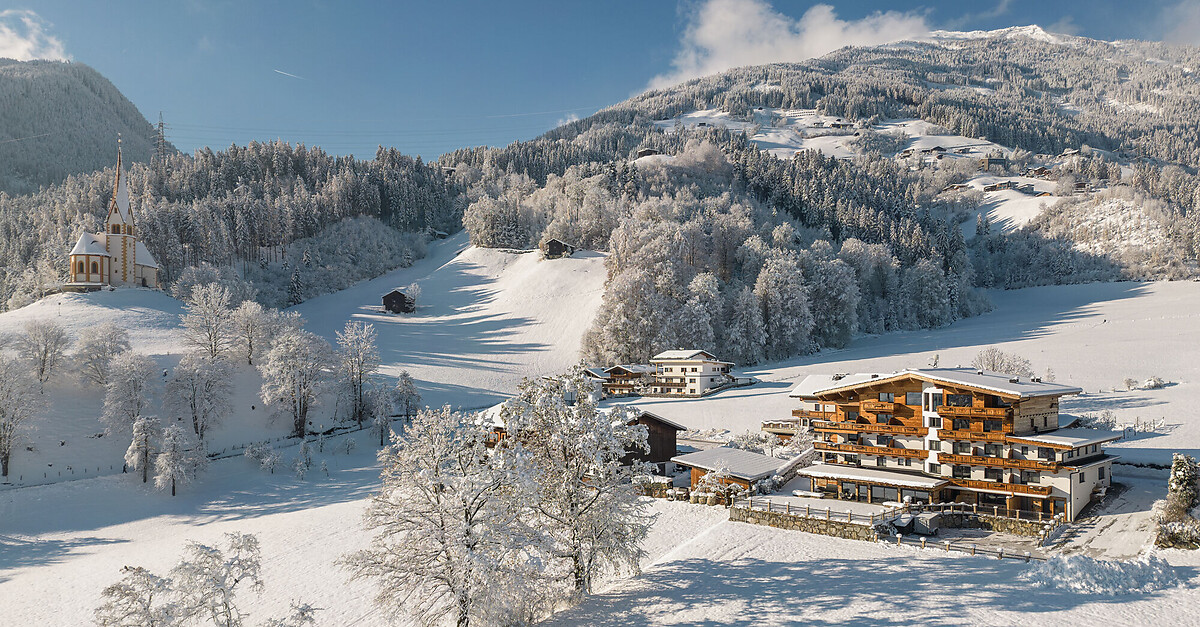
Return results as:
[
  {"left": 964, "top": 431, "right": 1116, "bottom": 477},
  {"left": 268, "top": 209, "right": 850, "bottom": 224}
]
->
[
  {"left": 0, "top": 535, "right": 129, "bottom": 583},
  {"left": 549, "top": 552, "right": 1196, "bottom": 626}
]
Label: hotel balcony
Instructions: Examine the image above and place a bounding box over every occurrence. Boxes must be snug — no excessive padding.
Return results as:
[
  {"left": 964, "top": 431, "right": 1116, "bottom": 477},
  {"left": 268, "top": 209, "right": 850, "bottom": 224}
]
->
[
  {"left": 813, "top": 420, "right": 928, "bottom": 437},
  {"left": 815, "top": 441, "right": 926, "bottom": 460},
  {"left": 936, "top": 429, "right": 1009, "bottom": 443},
  {"left": 938, "top": 452, "right": 1059, "bottom": 472},
  {"left": 948, "top": 477, "right": 1052, "bottom": 497},
  {"left": 936, "top": 405, "right": 1013, "bottom": 419},
  {"left": 860, "top": 400, "right": 901, "bottom": 412},
  {"left": 792, "top": 409, "right": 834, "bottom": 420}
]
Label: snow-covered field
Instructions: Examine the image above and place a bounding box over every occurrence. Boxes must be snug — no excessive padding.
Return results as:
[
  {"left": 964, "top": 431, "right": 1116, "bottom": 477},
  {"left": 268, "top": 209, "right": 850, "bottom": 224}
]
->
[{"left": 4, "top": 240, "right": 1200, "bottom": 623}]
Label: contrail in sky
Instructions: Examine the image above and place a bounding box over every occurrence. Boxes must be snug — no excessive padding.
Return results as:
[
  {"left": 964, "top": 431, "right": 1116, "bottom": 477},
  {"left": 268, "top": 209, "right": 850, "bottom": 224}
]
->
[{"left": 273, "top": 69, "right": 307, "bottom": 80}]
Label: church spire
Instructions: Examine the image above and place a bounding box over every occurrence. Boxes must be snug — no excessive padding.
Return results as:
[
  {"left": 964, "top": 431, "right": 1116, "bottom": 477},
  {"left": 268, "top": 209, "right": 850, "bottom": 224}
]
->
[{"left": 108, "top": 135, "right": 133, "bottom": 228}]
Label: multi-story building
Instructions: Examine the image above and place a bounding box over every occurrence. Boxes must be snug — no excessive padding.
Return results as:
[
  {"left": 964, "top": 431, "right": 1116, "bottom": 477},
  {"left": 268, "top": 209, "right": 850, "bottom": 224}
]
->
[
  {"left": 782, "top": 368, "right": 1120, "bottom": 521},
  {"left": 649, "top": 350, "right": 734, "bottom": 396}
]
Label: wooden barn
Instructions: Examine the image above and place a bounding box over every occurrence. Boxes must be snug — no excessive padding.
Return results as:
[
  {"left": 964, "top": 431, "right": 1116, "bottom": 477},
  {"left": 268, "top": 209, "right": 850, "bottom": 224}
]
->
[
  {"left": 541, "top": 238, "right": 577, "bottom": 259},
  {"left": 635, "top": 148, "right": 661, "bottom": 159},
  {"left": 670, "top": 447, "right": 782, "bottom": 490},
  {"left": 622, "top": 410, "right": 686, "bottom": 466},
  {"left": 382, "top": 289, "right": 415, "bottom": 314}
]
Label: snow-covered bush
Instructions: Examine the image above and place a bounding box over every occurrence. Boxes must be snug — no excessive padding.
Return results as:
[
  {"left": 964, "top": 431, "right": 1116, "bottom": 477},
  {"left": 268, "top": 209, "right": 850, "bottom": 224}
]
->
[
  {"left": 1077, "top": 411, "right": 1119, "bottom": 430},
  {"left": 1143, "top": 376, "right": 1166, "bottom": 390},
  {"left": 292, "top": 440, "right": 313, "bottom": 480},
  {"left": 971, "top": 347, "right": 1034, "bottom": 377},
  {"left": 1022, "top": 554, "right": 1180, "bottom": 594},
  {"left": 337, "top": 437, "right": 357, "bottom": 456},
  {"left": 1157, "top": 520, "right": 1200, "bottom": 549}
]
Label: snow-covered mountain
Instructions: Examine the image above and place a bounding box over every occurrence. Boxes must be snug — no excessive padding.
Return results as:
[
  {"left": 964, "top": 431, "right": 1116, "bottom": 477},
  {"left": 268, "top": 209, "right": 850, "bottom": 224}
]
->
[{"left": 0, "top": 60, "right": 165, "bottom": 195}]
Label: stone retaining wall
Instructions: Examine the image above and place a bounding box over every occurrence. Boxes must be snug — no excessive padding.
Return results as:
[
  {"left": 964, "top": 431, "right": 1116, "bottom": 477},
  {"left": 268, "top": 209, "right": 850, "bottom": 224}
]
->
[
  {"left": 938, "top": 512, "right": 1054, "bottom": 537},
  {"left": 730, "top": 506, "right": 881, "bottom": 542}
]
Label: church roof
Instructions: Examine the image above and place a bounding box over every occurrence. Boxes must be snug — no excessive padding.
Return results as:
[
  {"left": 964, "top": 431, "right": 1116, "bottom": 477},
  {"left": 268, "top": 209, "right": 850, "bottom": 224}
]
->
[
  {"left": 135, "top": 241, "right": 159, "bottom": 269},
  {"left": 69, "top": 233, "right": 110, "bottom": 257}
]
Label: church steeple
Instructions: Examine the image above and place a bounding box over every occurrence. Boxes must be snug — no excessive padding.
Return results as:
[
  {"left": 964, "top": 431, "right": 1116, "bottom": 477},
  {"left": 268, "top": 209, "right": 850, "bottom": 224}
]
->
[{"left": 107, "top": 135, "right": 134, "bottom": 235}]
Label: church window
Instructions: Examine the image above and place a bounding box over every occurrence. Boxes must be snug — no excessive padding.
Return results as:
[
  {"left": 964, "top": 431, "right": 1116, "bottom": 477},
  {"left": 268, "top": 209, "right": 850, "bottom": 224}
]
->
[
  {"left": 77, "top": 261, "right": 84, "bottom": 273},
  {"left": 91, "top": 261, "right": 98, "bottom": 274},
  {"left": 111, "top": 225, "right": 120, "bottom": 234}
]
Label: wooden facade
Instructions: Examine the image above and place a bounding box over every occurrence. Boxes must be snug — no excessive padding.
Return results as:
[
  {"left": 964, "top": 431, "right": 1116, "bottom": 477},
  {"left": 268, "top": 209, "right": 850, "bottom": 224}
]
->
[
  {"left": 621, "top": 411, "right": 684, "bottom": 465},
  {"left": 541, "top": 238, "right": 577, "bottom": 259},
  {"left": 784, "top": 369, "right": 1114, "bottom": 520}
]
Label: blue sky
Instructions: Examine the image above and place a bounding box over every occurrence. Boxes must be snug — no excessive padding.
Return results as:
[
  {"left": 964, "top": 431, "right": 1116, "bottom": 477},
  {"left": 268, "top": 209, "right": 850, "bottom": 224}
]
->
[{"left": 3, "top": 1, "right": 1197, "bottom": 160}]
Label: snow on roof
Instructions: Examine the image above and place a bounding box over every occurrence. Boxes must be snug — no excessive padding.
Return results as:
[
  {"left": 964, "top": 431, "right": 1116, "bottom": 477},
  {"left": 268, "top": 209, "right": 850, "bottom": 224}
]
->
[
  {"left": 69, "top": 233, "right": 109, "bottom": 257},
  {"left": 670, "top": 447, "right": 783, "bottom": 481},
  {"left": 583, "top": 368, "right": 608, "bottom": 380},
  {"left": 134, "top": 241, "right": 159, "bottom": 269},
  {"left": 796, "top": 463, "right": 949, "bottom": 489},
  {"left": 810, "top": 368, "right": 1082, "bottom": 399},
  {"left": 631, "top": 409, "right": 686, "bottom": 431},
  {"left": 788, "top": 373, "right": 884, "bottom": 398},
  {"left": 1008, "top": 428, "right": 1124, "bottom": 449},
  {"left": 605, "top": 364, "right": 655, "bottom": 375},
  {"left": 651, "top": 349, "right": 730, "bottom": 363}
]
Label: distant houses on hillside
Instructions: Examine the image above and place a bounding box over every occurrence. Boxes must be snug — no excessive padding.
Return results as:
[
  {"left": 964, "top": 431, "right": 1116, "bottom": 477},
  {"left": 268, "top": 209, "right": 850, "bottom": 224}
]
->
[
  {"left": 382, "top": 289, "right": 416, "bottom": 314},
  {"left": 540, "top": 238, "right": 577, "bottom": 259}
]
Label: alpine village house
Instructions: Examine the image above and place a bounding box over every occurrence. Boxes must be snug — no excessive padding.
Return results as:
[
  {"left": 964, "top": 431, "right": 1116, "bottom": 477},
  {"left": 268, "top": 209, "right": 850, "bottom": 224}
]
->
[
  {"left": 65, "top": 145, "right": 160, "bottom": 291},
  {"left": 777, "top": 368, "right": 1118, "bottom": 521}
]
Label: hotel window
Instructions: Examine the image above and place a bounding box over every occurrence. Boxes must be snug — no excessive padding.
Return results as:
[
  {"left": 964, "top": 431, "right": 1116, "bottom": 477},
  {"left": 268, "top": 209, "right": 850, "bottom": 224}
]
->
[
  {"left": 876, "top": 413, "right": 893, "bottom": 424},
  {"left": 946, "top": 394, "right": 972, "bottom": 407},
  {"left": 878, "top": 392, "right": 895, "bottom": 402},
  {"left": 905, "top": 392, "right": 922, "bottom": 406},
  {"left": 1078, "top": 471, "right": 1086, "bottom": 484},
  {"left": 900, "top": 457, "right": 912, "bottom": 467},
  {"left": 952, "top": 465, "right": 971, "bottom": 479},
  {"left": 952, "top": 418, "right": 970, "bottom": 431},
  {"left": 953, "top": 442, "right": 972, "bottom": 455},
  {"left": 1099, "top": 467, "right": 1106, "bottom": 480},
  {"left": 877, "top": 435, "right": 893, "bottom": 447},
  {"left": 984, "top": 468, "right": 1003, "bottom": 482},
  {"left": 926, "top": 392, "right": 943, "bottom": 411},
  {"left": 1021, "top": 446, "right": 1029, "bottom": 455},
  {"left": 983, "top": 443, "right": 1002, "bottom": 457},
  {"left": 928, "top": 463, "right": 942, "bottom": 474},
  {"left": 844, "top": 411, "right": 860, "bottom": 422},
  {"left": 876, "top": 457, "right": 887, "bottom": 467},
  {"left": 927, "top": 440, "right": 941, "bottom": 451},
  {"left": 927, "top": 415, "right": 942, "bottom": 428},
  {"left": 1038, "top": 447, "right": 1054, "bottom": 460},
  {"left": 983, "top": 420, "right": 1002, "bottom": 432}
]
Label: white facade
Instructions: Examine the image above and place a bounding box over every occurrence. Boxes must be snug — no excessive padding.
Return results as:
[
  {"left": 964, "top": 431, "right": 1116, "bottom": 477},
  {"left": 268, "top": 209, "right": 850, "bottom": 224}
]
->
[{"left": 649, "top": 350, "right": 733, "bottom": 396}]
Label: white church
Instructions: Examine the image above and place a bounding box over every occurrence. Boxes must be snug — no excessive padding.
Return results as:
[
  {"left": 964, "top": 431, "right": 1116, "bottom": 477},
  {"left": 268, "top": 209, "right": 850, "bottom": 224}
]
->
[{"left": 65, "top": 144, "right": 160, "bottom": 290}]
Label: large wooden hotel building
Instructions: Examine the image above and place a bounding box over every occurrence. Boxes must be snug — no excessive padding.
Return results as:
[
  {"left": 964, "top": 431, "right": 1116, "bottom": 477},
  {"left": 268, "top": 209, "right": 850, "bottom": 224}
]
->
[{"left": 772, "top": 368, "right": 1119, "bottom": 521}]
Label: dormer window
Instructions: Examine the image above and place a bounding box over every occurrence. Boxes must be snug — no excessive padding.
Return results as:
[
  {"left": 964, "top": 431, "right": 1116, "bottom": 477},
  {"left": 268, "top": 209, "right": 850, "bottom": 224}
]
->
[{"left": 111, "top": 225, "right": 120, "bottom": 234}]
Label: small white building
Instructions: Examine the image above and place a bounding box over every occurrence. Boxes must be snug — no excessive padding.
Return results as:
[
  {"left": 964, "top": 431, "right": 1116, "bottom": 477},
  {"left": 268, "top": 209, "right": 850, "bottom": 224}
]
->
[{"left": 649, "top": 350, "right": 733, "bottom": 396}]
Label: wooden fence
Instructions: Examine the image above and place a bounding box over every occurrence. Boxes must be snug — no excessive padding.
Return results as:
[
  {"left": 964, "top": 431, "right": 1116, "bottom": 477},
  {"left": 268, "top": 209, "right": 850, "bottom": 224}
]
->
[
  {"left": 890, "top": 533, "right": 1046, "bottom": 562},
  {"left": 731, "top": 496, "right": 910, "bottom": 527}
]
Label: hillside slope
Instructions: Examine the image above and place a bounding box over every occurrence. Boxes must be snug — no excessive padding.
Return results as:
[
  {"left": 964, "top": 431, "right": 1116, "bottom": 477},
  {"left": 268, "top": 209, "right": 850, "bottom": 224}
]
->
[
  {"left": 296, "top": 232, "right": 608, "bottom": 409},
  {"left": 0, "top": 60, "right": 162, "bottom": 194}
]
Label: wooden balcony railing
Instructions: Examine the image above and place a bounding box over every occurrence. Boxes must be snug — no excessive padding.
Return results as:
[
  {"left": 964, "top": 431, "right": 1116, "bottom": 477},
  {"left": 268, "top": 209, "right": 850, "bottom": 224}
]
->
[
  {"left": 936, "top": 429, "right": 1009, "bottom": 443},
  {"left": 861, "top": 400, "right": 901, "bottom": 412},
  {"left": 937, "top": 405, "right": 1012, "bottom": 419},
  {"left": 792, "top": 409, "right": 834, "bottom": 420},
  {"left": 938, "top": 452, "right": 1059, "bottom": 472},
  {"left": 948, "top": 478, "right": 1053, "bottom": 497},
  {"left": 761, "top": 419, "right": 803, "bottom": 433},
  {"left": 815, "top": 441, "right": 926, "bottom": 459},
  {"left": 813, "top": 420, "right": 927, "bottom": 436}
]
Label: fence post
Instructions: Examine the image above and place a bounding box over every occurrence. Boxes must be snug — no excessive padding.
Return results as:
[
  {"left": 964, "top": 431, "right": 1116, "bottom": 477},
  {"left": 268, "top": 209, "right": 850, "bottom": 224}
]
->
[
  {"left": 921, "top": 537, "right": 927, "bottom": 549},
  {"left": 998, "top": 548, "right": 1005, "bottom": 560},
  {"left": 1024, "top": 551, "right": 1031, "bottom": 563},
  {"left": 970, "top": 544, "right": 976, "bottom": 556},
  {"left": 805, "top": 504, "right": 810, "bottom": 517},
  {"left": 826, "top": 507, "right": 831, "bottom": 521},
  {"left": 848, "top": 511, "right": 853, "bottom": 524},
  {"left": 767, "top": 500, "right": 772, "bottom": 513},
  {"left": 944, "top": 540, "right": 951, "bottom": 552},
  {"left": 1016, "top": 510, "right": 1021, "bottom": 520},
  {"left": 786, "top": 502, "right": 790, "bottom": 515},
  {"left": 993, "top": 505, "right": 998, "bottom": 517},
  {"left": 896, "top": 534, "right": 903, "bottom": 546}
]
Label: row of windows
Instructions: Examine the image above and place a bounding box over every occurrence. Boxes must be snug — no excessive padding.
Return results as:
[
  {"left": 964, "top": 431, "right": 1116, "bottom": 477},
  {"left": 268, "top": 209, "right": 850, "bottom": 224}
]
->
[{"left": 76, "top": 260, "right": 100, "bottom": 274}]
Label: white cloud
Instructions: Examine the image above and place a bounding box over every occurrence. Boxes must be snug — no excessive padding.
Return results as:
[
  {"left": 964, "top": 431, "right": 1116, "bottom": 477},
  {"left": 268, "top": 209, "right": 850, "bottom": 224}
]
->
[
  {"left": 649, "top": 0, "right": 928, "bottom": 90},
  {"left": 0, "top": 10, "right": 68, "bottom": 62},
  {"left": 555, "top": 112, "right": 580, "bottom": 128},
  {"left": 1163, "top": 1, "right": 1200, "bottom": 46}
]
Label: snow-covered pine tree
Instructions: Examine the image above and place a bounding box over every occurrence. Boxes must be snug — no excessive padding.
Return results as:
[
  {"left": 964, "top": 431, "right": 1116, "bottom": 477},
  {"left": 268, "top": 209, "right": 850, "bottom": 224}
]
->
[
  {"left": 0, "top": 354, "right": 41, "bottom": 477},
  {"left": 102, "top": 352, "right": 158, "bottom": 434},
  {"left": 287, "top": 269, "right": 304, "bottom": 307},
  {"left": 724, "top": 285, "right": 766, "bottom": 365},
  {"left": 342, "top": 405, "right": 545, "bottom": 626},
  {"left": 154, "top": 424, "right": 204, "bottom": 496},
  {"left": 754, "top": 256, "right": 814, "bottom": 361},
  {"left": 180, "top": 283, "right": 235, "bottom": 361},
  {"left": 93, "top": 566, "right": 175, "bottom": 627},
  {"left": 15, "top": 319, "right": 70, "bottom": 393},
  {"left": 1168, "top": 453, "right": 1199, "bottom": 511},
  {"left": 76, "top": 321, "right": 131, "bottom": 387},
  {"left": 335, "top": 321, "right": 380, "bottom": 427},
  {"left": 500, "top": 368, "right": 652, "bottom": 595},
  {"left": 392, "top": 370, "right": 421, "bottom": 419},
  {"left": 258, "top": 329, "right": 332, "bottom": 437},
  {"left": 125, "top": 415, "right": 162, "bottom": 484},
  {"left": 165, "top": 353, "right": 233, "bottom": 447}
]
